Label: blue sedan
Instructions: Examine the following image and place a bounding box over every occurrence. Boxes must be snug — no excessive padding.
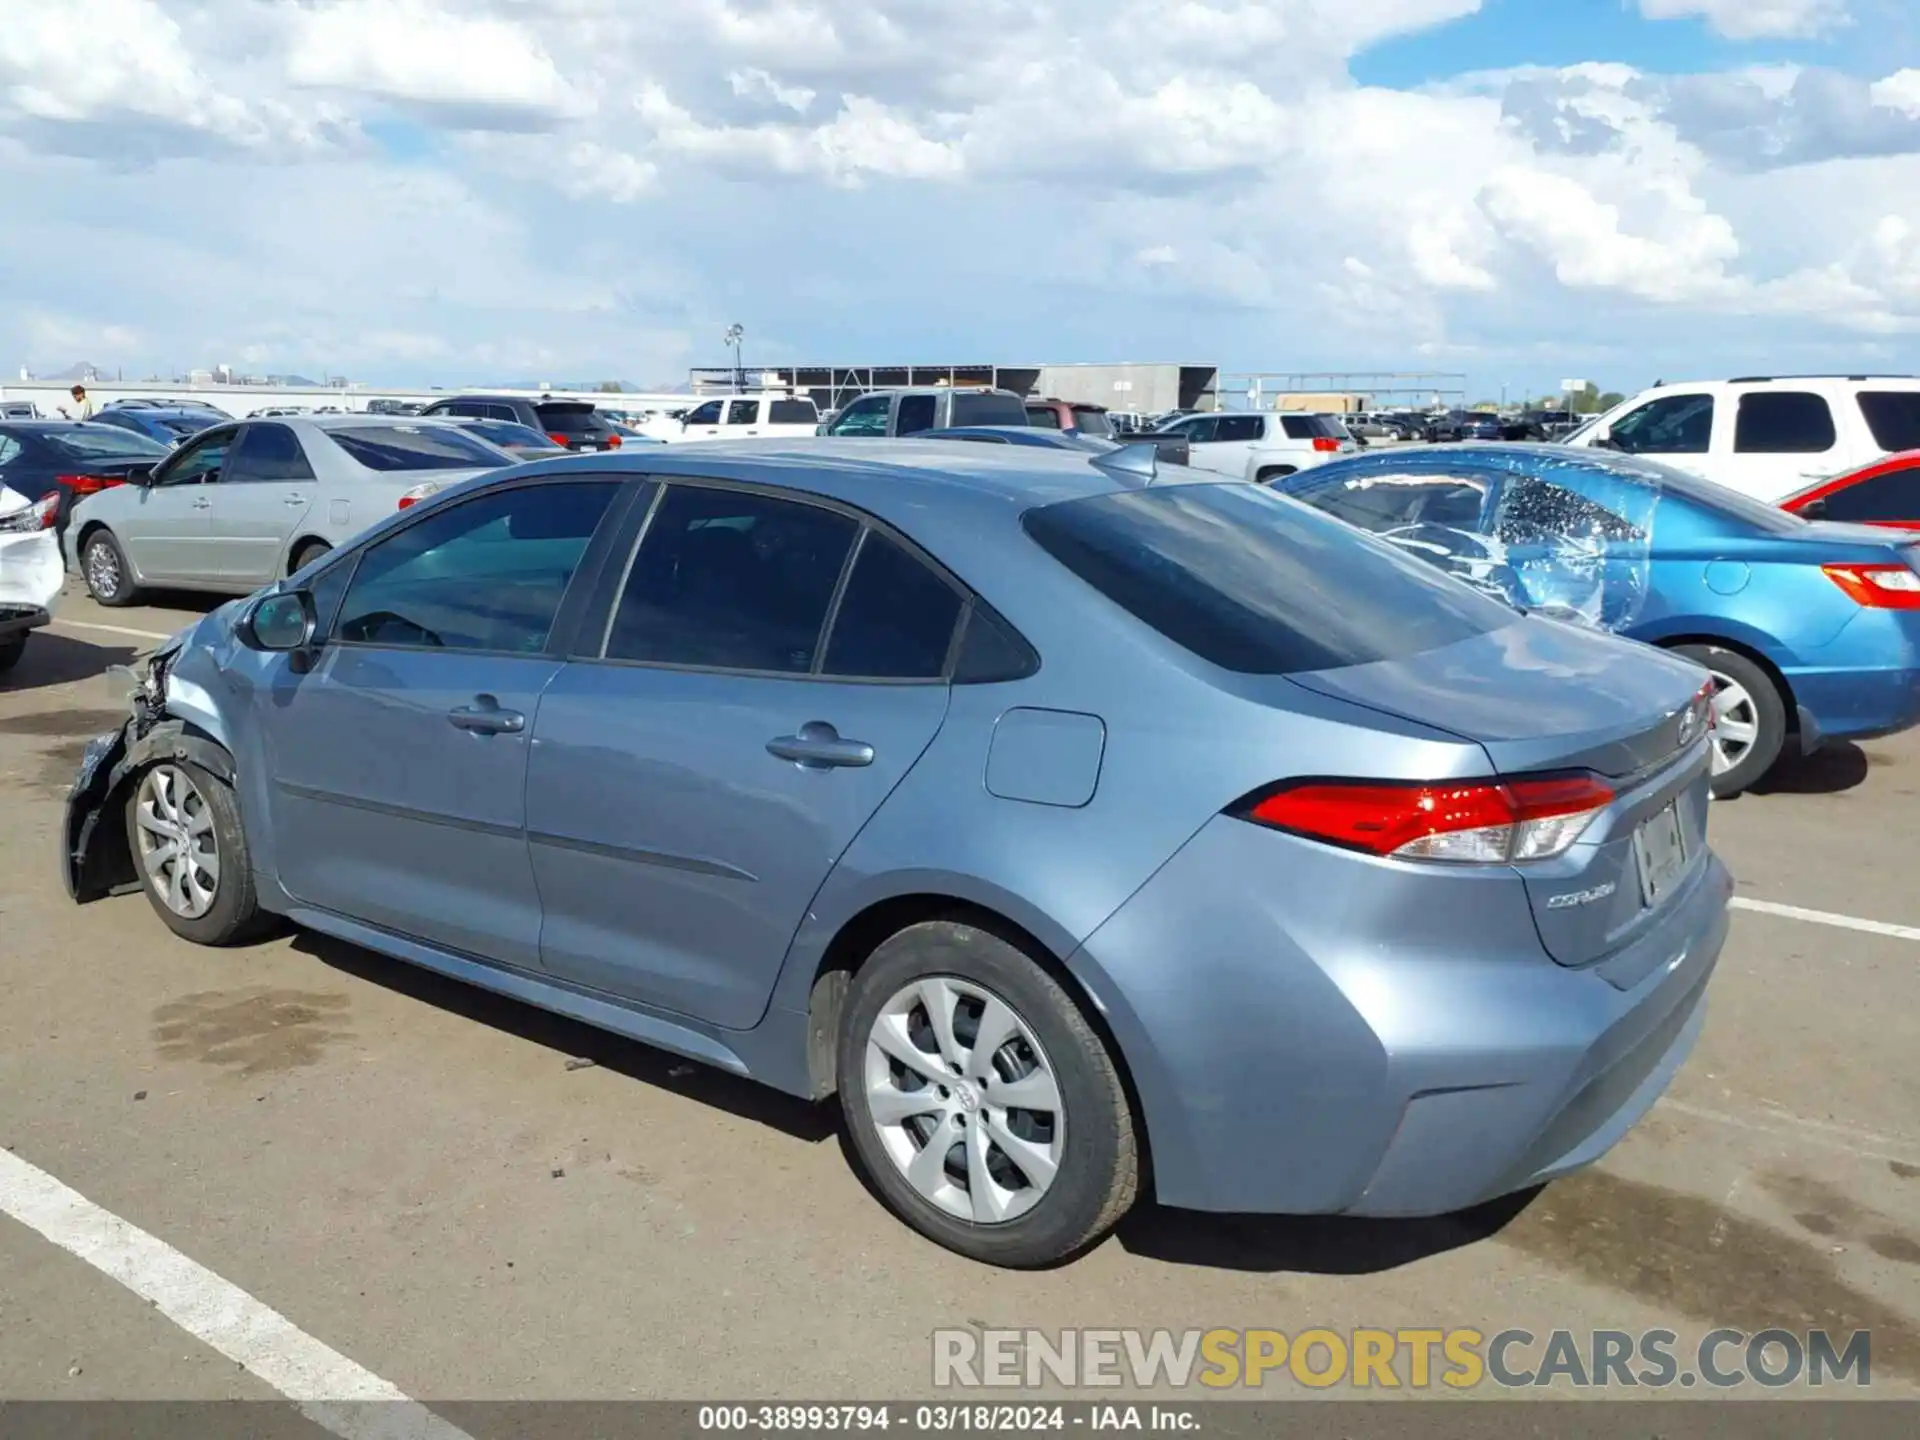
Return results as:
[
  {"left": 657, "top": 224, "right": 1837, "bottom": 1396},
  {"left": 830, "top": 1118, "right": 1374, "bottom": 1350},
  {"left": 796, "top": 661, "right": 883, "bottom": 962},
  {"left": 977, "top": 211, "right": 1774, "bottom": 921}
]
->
[
  {"left": 62, "top": 442, "right": 1724, "bottom": 1266},
  {"left": 1274, "top": 445, "right": 1920, "bottom": 796}
]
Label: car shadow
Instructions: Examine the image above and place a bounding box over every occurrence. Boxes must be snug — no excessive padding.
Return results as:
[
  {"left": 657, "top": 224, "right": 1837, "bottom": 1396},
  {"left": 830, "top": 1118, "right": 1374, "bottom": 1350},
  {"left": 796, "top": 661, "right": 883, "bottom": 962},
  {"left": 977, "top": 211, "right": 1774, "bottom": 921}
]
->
[
  {"left": 1113, "top": 1189, "right": 1540, "bottom": 1274},
  {"left": 0, "top": 631, "right": 139, "bottom": 692},
  {"left": 1750, "top": 742, "right": 1871, "bottom": 796},
  {"left": 289, "top": 929, "right": 837, "bottom": 1145}
]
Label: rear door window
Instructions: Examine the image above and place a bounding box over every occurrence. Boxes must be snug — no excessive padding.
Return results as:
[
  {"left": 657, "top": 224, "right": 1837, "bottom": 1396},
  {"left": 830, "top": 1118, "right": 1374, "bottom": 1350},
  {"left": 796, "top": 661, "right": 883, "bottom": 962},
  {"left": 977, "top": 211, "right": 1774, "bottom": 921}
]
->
[
  {"left": 325, "top": 425, "right": 509, "bottom": 471},
  {"left": 1856, "top": 391, "right": 1920, "bottom": 452},
  {"left": 228, "top": 423, "right": 316, "bottom": 483},
  {"left": 1022, "top": 484, "right": 1516, "bottom": 675},
  {"left": 604, "top": 485, "right": 859, "bottom": 673},
  {"left": 1734, "top": 392, "right": 1837, "bottom": 454},
  {"left": 948, "top": 392, "right": 1028, "bottom": 427},
  {"left": 1819, "top": 462, "right": 1920, "bottom": 523},
  {"left": 725, "top": 400, "right": 758, "bottom": 425},
  {"left": 1214, "top": 415, "right": 1263, "bottom": 442},
  {"left": 821, "top": 532, "right": 964, "bottom": 680},
  {"left": 895, "top": 395, "right": 937, "bottom": 436},
  {"left": 768, "top": 399, "right": 817, "bottom": 424},
  {"left": 1071, "top": 408, "right": 1113, "bottom": 437}
]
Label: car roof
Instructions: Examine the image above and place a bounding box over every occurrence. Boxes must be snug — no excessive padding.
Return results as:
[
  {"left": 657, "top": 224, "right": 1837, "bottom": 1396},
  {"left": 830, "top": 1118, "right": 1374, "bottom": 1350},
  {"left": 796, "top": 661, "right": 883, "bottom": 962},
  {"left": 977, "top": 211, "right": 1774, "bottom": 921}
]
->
[{"left": 499, "top": 438, "right": 1201, "bottom": 517}]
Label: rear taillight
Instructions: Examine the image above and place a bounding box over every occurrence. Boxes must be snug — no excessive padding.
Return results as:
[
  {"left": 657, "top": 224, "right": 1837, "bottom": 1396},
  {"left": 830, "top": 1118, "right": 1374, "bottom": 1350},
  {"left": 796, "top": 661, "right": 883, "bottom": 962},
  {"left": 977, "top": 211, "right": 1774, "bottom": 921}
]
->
[
  {"left": 0, "top": 490, "right": 59, "bottom": 533},
  {"left": 1240, "top": 773, "right": 1615, "bottom": 864},
  {"left": 56, "top": 472, "right": 125, "bottom": 497},
  {"left": 396, "top": 481, "right": 452, "bottom": 510},
  {"left": 1822, "top": 563, "right": 1920, "bottom": 610},
  {"left": 1312, "top": 436, "right": 1341, "bottom": 452},
  {"left": 605, "top": 432, "right": 622, "bottom": 447},
  {"left": 547, "top": 432, "right": 572, "bottom": 447}
]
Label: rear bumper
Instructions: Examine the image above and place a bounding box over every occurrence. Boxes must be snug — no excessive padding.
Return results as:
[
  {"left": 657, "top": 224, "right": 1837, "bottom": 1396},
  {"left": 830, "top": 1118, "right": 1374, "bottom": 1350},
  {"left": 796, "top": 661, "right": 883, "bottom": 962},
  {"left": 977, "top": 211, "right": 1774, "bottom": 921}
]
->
[
  {"left": 1069, "top": 815, "right": 1732, "bottom": 1217},
  {"left": 0, "top": 604, "right": 51, "bottom": 640},
  {"left": 1786, "top": 664, "right": 1920, "bottom": 748}
]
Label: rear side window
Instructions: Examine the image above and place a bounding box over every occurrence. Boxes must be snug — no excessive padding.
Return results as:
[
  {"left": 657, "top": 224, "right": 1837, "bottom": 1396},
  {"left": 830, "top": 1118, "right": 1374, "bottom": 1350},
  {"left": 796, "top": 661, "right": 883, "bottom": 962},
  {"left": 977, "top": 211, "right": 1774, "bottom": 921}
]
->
[
  {"left": 1856, "top": 391, "right": 1920, "bottom": 452},
  {"left": 231, "top": 423, "right": 316, "bottom": 483},
  {"left": 726, "top": 400, "right": 757, "bottom": 425},
  {"left": 326, "top": 425, "right": 508, "bottom": 471},
  {"left": 1281, "top": 416, "right": 1319, "bottom": 440},
  {"left": 1026, "top": 405, "right": 1062, "bottom": 430},
  {"left": 1071, "top": 408, "right": 1113, "bottom": 437},
  {"left": 896, "top": 395, "right": 938, "bottom": 436},
  {"left": 1819, "top": 463, "right": 1920, "bottom": 523},
  {"left": 1023, "top": 485, "right": 1516, "bottom": 675},
  {"left": 768, "top": 399, "right": 817, "bottom": 424},
  {"left": 821, "top": 532, "right": 964, "bottom": 679},
  {"left": 949, "top": 392, "right": 1028, "bottom": 427},
  {"left": 1734, "top": 392, "right": 1836, "bottom": 453},
  {"left": 1215, "top": 415, "right": 1263, "bottom": 442}
]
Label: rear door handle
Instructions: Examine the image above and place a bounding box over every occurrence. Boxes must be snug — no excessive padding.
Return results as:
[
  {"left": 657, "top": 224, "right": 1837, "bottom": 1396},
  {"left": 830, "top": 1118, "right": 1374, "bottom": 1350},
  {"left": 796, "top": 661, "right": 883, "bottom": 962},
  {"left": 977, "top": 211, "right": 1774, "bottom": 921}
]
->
[
  {"left": 448, "top": 696, "right": 525, "bottom": 735},
  {"left": 767, "top": 721, "right": 874, "bottom": 770},
  {"left": 283, "top": 493, "right": 308, "bottom": 506}
]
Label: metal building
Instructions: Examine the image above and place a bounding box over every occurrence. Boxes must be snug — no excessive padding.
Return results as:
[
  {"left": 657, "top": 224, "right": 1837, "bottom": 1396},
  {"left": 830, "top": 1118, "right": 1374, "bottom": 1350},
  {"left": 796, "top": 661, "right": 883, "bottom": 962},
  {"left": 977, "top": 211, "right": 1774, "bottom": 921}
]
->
[{"left": 688, "top": 361, "right": 1219, "bottom": 415}]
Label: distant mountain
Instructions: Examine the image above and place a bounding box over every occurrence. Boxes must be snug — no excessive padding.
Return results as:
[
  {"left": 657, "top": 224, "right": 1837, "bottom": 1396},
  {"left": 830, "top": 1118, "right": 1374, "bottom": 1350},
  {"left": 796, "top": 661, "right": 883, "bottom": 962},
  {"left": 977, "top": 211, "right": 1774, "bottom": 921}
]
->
[{"left": 46, "top": 361, "right": 103, "bottom": 381}]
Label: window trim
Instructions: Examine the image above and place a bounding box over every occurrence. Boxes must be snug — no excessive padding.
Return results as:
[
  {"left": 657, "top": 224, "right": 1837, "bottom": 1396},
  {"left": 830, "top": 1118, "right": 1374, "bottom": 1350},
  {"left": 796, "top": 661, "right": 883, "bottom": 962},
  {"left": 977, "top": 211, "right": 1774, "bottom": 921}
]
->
[
  {"left": 313, "top": 472, "right": 645, "bottom": 662},
  {"left": 576, "top": 474, "right": 990, "bottom": 686}
]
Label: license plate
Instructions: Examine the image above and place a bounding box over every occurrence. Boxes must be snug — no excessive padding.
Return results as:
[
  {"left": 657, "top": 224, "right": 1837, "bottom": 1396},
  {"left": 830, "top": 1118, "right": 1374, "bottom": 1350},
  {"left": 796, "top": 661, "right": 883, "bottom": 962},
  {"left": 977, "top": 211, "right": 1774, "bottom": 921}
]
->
[{"left": 1634, "top": 801, "right": 1688, "bottom": 906}]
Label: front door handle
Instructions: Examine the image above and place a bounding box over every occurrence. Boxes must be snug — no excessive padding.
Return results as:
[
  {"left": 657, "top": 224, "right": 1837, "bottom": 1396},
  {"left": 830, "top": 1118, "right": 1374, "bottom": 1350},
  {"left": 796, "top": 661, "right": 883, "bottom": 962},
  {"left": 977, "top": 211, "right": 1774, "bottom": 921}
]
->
[
  {"left": 448, "top": 696, "right": 525, "bottom": 735},
  {"left": 767, "top": 721, "right": 874, "bottom": 770},
  {"left": 191, "top": 496, "right": 212, "bottom": 510},
  {"left": 284, "top": 493, "right": 308, "bottom": 506}
]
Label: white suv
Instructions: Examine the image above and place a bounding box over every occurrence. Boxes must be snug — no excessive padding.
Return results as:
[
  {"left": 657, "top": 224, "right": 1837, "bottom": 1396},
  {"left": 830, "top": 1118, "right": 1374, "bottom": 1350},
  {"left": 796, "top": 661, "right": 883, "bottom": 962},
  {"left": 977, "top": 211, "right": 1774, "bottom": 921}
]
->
[
  {"left": 1153, "top": 411, "right": 1357, "bottom": 481},
  {"left": 1561, "top": 376, "right": 1920, "bottom": 502}
]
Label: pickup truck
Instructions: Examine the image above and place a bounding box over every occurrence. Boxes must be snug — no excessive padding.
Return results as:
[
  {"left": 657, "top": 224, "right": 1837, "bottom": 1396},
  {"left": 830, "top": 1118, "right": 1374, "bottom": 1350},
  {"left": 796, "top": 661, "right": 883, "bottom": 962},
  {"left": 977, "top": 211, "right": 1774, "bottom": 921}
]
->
[
  {"left": 820, "top": 388, "right": 1031, "bottom": 437},
  {"left": 670, "top": 393, "right": 822, "bottom": 441}
]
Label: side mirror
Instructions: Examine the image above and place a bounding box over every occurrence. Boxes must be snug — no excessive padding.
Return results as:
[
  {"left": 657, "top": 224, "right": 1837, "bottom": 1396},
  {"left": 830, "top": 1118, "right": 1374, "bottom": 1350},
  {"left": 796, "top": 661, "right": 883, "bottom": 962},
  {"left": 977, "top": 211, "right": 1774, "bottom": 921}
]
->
[
  {"left": 128, "top": 465, "right": 156, "bottom": 486},
  {"left": 239, "top": 591, "right": 316, "bottom": 654}
]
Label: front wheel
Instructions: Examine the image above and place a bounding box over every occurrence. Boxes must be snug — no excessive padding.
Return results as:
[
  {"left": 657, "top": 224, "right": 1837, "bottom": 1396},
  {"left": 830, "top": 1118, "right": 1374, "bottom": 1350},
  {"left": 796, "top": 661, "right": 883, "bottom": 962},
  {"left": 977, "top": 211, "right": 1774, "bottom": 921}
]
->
[
  {"left": 837, "top": 922, "right": 1139, "bottom": 1268},
  {"left": 0, "top": 635, "right": 25, "bottom": 674},
  {"left": 82, "top": 530, "right": 140, "bottom": 607},
  {"left": 126, "top": 760, "right": 269, "bottom": 945},
  {"left": 1672, "top": 644, "right": 1786, "bottom": 798}
]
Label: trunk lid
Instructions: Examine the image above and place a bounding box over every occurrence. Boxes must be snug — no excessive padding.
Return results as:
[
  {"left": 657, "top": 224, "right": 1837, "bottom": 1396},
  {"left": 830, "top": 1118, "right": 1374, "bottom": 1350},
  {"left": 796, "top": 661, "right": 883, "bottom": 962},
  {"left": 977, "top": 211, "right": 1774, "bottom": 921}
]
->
[{"left": 1288, "top": 614, "right": 1713, "bottom": 969}]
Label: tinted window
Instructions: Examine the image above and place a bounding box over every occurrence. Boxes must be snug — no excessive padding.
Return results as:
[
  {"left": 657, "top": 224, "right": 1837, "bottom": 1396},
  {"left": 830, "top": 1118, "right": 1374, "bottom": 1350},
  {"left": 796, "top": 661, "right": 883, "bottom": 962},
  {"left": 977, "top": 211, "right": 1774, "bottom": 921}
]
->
[
  {"left": 485, "top": 404, "right": 520, "bottom": 423},
  {"left": 1215, "top": 415, "right": 1263, "bottom": 442},
  {"left": 1734, "top": 392, "right": 1836, "bottom": 454},
  {"left": 896, "top": 395, "right": 937, "bottom": 435},
  {"left": 1857, "top": 391, "right": 1920, "bottom": 452},
  {"left": 535, "top": 404, "right": 609, "bottom": 436},
  {"left": 953, "top": 605, "right": 1039, "bottom": 684},
  {"left": 1610, "top": 394, "right": 1712, "bottom": 455},
  {"left": 333, "top": 483, "right": 614, "bottom": 653},
  {"left": 948, "top": 392, "right": 1028, "bottom": 427},
  {"left": 1175, "top": 416, "right": 1217, "bottom": 443},
  {"left": 822, "top": 532, "right": 963, "bottom": 679},
  {"left": 42, "top": 427, "right": 170, "bottom": 459},
  {"left": 326, "top": 425, "right": 508, "bottom": 472},
  {"left": 0, "top": 435, "right": 20, "bottom": 465},
  {"left": 1022, "top": 485, "right": 1515, "bottom": 675},
  {"left": 154, "top": 429, "right": 236, "bottom": 485},
  {"left": 1305, "top": 473, "right": 1489, "bottom": 533},
  {"left": 768, "top": 399, "right": 817, "bottom": 424},
  {"left": 827, "top": 396, "right": 889, "bottom": 436},
  {"left": 726, "top": 400, "right": 757, "bottom": 425},
  {"left": 1819, "top": 463, "right": 1920, "bottom": 523},
  {"left": 685, "top": 401, "right": 724, "bottom": 426},
  {"left": 1071, "top": 408, "right": 1113, "bottom": 437},
  {"left": 230, "top": 424, "right": 315, "bottom": 483},
  {"left": 1026, "top": 405, "right": 1062, "bottom": 430},
  {"left": 467, "top": 420, "right": 554, "bottom": 449},
  {"left": 1280, "top": 416, "right": 1319, "bottom": 440},
  {"left": 604, "top": 486, "right": 858, "bottom": 673}
]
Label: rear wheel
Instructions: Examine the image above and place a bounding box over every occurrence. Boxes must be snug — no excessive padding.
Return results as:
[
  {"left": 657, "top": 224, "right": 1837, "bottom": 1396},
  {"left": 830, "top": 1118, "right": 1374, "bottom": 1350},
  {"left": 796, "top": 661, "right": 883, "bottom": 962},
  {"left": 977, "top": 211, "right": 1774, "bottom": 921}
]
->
[
  {"left": 1255, "top": 466, "right": 1297, "bottom": 483},
  {"left": 1672, "top": 644, "right": 1785, "bottom": 798},
  {"left": 126, "top": 760, "right": 268, "bottom": 946},
  {"left": 837, "top": 921, "right": 1139, "bottom": 1268},
  {"left": 82, "top": 530, "right": 139, "bottom": 607},
  {"left": 289, "top": 539, "right": 331, "bottom": 574}
]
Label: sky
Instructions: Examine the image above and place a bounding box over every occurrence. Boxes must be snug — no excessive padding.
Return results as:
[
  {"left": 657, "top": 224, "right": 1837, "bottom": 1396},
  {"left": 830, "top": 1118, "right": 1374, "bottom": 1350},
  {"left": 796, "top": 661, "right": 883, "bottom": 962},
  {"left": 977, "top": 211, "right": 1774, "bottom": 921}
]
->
[{"left": 3, "top": 0, "right": 1920, "bottom": 401}]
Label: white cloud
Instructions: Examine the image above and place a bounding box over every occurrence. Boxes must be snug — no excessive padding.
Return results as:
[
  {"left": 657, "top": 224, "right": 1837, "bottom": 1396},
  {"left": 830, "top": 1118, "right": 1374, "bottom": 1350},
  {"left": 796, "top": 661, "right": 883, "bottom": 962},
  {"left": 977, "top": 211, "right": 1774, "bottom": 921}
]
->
[
  {"left": 729, "top": 69, "right": 816, "bottom": 115},
  {"left": 1872, "top": 70, "right": 1920, "bottom": 118},
  {"left": 1636, "top": 0, "right": 1850, "bottom": 40}
]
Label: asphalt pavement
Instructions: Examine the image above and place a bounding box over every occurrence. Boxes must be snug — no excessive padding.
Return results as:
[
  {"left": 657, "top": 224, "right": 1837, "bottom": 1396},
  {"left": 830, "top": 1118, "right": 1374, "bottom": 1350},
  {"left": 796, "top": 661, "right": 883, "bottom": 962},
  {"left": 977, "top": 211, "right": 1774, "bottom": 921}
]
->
[{"left": 2, "top": 583, "right": 1917, "bottom": 1422}]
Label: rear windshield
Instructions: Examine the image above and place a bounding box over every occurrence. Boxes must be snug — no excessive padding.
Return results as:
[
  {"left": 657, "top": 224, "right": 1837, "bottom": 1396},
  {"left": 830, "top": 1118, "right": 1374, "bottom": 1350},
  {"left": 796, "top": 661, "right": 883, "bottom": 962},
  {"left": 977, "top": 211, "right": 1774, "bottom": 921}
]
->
[
  {"left": 466, "top": 420, "right": 555, "bottom": 448},
  {"left": 1022, "top": 484, "right": 1517, "bottom": 675},
  {"left": 1281, "top": 415, "right": 1340, "bottom": 440},
  {"left": 768, "top": 399, "right": 818, "bottom": 424},
  {"left": 1567, "top": 449, "right": 1811, "bottom": 534},
  {"left": 1857, "top": 391, "right": 1920, "bottom": 452},
  {"left": 950, "top": 392, "right": 1030, "bottom": 427},
  {"left": 325, "top": 425, "right": 507, "bottom": 472},
  {"left": 1071, "top": 408, "right": 1114, "bottom": 437},
  {"left": 534, "top": 403, "right": 611, "bottom": 435},
  {"left": 155, "top": 416, "right": 209, "bottom": 438},
  {"left": 42, "top": 427, "right": 171, "bottom": 458}
]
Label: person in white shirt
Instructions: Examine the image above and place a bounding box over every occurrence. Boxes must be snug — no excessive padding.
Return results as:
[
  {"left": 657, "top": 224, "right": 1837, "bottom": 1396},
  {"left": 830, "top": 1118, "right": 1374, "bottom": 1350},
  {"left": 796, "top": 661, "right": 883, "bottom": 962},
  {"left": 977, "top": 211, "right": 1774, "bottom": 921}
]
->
[{"left": 60, "top": 385, "right": 96, "bottom": 420}]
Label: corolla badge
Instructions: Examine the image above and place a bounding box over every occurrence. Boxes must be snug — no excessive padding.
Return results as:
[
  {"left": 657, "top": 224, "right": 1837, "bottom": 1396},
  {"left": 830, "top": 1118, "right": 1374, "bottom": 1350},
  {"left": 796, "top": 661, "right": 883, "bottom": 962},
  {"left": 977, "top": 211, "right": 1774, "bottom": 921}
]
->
[{"left": 1546, "top": 881, "right": 1617, "bottom": 910}]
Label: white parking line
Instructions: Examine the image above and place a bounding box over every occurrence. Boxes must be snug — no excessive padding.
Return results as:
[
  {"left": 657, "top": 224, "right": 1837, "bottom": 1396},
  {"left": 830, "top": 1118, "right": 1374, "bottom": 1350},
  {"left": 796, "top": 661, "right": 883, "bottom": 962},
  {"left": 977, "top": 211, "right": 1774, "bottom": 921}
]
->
[
  {"left": 0, "top": 1147, "right": 475, "bottom": 1440},
  {"left": 1730, "top": 896, "right": 1920, "bottom": 943},
  {"left": 47, "top": 618, "right": 176, "bottom": 643}
]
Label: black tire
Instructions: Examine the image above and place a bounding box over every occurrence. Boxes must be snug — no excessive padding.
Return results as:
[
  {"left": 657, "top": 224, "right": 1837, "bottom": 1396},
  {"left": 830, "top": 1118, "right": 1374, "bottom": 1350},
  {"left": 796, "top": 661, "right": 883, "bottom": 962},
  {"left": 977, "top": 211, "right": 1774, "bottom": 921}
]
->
[
  {"left": 1671, "top": 643, "right": 1786, "bottom": 798},
  {"left": 837, "top": 921, "right": 1139, "bottom": 1268},
  {"left": 124, "top": 759, "right": 270, "bottom": 946},
  {"left": 289, "top": 539, "right": 331, "bottom": 575},
  {"left": 0, "top": 635, "right": 24, "bottom": 674},
  {"left": 81, "top": 529, "right": 140, "bottom": 607},
  {"left": 1254, "top": 466, "right": 1297, "bottom": 483}
]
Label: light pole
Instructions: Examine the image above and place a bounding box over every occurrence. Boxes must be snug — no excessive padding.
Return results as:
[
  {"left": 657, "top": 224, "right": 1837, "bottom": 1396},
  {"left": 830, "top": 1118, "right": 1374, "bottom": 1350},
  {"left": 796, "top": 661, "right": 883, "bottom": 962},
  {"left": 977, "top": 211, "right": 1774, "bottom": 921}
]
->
[{"left": 724, "top": 324, "right": 744, "bottom": 393}]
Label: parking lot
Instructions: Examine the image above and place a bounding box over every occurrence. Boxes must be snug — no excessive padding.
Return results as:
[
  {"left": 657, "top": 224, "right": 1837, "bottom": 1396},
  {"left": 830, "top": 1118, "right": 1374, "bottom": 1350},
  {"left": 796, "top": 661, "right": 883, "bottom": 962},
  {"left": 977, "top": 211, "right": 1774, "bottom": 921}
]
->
[{"left": 2, "top": 582, "right": 1918, "bottom": 1412}]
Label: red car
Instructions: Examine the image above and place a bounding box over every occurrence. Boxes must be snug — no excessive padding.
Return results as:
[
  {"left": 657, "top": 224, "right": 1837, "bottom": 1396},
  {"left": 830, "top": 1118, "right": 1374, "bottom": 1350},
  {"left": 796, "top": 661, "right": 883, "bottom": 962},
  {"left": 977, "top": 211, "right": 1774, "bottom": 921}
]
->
[{"left": 1780, "top": 449, "right": 1920, "bottom": 530}]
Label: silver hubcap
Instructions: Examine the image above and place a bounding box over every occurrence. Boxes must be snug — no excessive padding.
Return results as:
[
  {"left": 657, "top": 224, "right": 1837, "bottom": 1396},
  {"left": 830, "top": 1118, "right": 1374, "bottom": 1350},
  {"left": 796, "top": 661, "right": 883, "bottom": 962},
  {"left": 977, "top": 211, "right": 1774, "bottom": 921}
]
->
[
  {"left": 135, "top": 766, "right": 220, "bottom": 919},
  {"left": 1708, "top": 670, "right": 1759, "bottom": 775},
  {"left": 864, "top": 977, "right": 1065, "bottom": 1225},
  {"left": 86, "top": 540, "right": 120, "bottom": 597}
]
